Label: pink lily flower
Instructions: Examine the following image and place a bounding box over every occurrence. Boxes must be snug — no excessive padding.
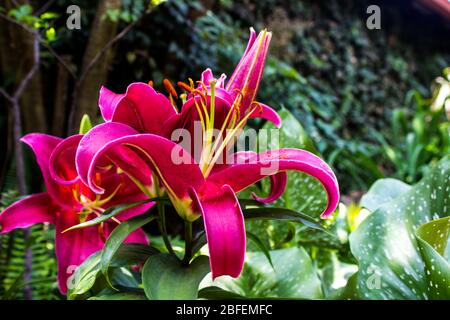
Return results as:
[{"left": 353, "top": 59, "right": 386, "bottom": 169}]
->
[
  {"left": 0, "top": 133, "right": 152, "bottom": 293},
  {"left": 75, "top": 29, "right": 340, "bottom": 279}
]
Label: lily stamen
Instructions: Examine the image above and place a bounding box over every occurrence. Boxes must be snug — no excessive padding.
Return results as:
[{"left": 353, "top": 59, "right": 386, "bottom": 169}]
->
[
  {"left": 163, "top": 79, "right": 178, "bottom": 99},
  {"left": 177, "top": 81, "right": 192, "bottom": 92}
]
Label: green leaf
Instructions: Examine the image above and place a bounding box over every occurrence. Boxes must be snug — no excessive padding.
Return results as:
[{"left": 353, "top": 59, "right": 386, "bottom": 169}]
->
[
  {"left": 204, "top": 247, "right": 323, "bottom": 299},
  {"left": 198, "top": 286, "right": 245, "bottom": 300},
  {"left": 45, "top": 27, "right": 56, "bottom": 42},
  {"left": 350, "top": 156, "right": 450, "bottom": 299},
  {"left": 89, "top": 292, "right": 146, "bottom": 300},
  {"left": 360, "top": 178, "right": 411, "bottom": 212},
  {"left": 142, "top": 254, "right": 210, "bottom": 300},
  {"left": 243, "top": 207, "right": 329, "bottom": 234},
  {"left": 67, "top": 243, "right": 158, "bottom": 299},
  {"left": 246, "top": 231, "right": 274, "bottom": 268},
  {"left": 1, "top": 271, "right": 24, "bottom": 300},
  {"left": 111, "top": 244, "right": 159, "bottom": 267},
  {"left": 416, "top": 217, "right": 450, "bottom": 299},
  {"left": 63, "top": 199, "right": 154, "bottom": 232},
  {"left": 329, "top": 272, "right": 360, "bottom": 300},
  {"left": 67, "top": 251, "right": 102, "bottom": 299},
  {"left": 40, "top": 12, "right": 58, "bottom": 20},
  {"left": 100, "top": 215, "right": 155, "bottom": 282},
  {"left": 79, "top": 114, "right": 93, "bottom": 134}
]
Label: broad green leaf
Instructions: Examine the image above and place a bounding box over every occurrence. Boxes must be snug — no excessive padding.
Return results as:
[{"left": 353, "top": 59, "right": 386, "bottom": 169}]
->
[
  {"left": 350, "top": 157, "right": 450, "bottom": 299},
  {"left": 203, "top": 247, "right": 322, "bottom": 299},
  {"left": 67, "top": 251, "right": 102, "bottom": 299},
  {"left": 89, "top": 292, "right": 146, "bottom": 300},
  {"left": 67, "top": 243, "right": 157, "bottom": 299},
  {"left": 198, "top": 286, "right": 245, "bottom": 300},
  {"left": 360, "top": 178, "right": 411, "bottom": 212},
  {"left": 107, "top": 267, "right": 140, "bottom": 289},
  {"left": 111, "top": 244, "right": 159, "bottom": 267},
  {"left": 329, "top": 272, "right": 360, "bottom": 300},
  {"left": 316, "top": 250, "right": 358, "bottom": 298},
  {"left": 101, "top": 214, "right": 156, "bottom": 280},
  {"left": 246, "top": 231, "right": 274, "bottom": 268},
  {"left": 415, "top": 217, "right": 450, "bottom": 299},
  {"left": 142, "top": 254, "right": 210, "bottom": 300}
]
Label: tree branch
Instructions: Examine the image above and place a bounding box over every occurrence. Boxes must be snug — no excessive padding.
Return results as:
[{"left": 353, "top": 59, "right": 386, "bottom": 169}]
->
[
  {"left": 0, "top": 23, "right": 41, "bottom": 300},
  {"left": 67, "top": 10, "right": 148, "bottom": 133},
  {"left": 0, "top": 12, "right": 76, "bottom": 79}
]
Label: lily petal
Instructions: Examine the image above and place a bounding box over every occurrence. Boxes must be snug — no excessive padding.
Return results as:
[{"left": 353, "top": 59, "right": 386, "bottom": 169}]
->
[
  {"left": 251, "top": 172, "right": 287, "bottom": 204},
  {"left": 226, "top": 29, "right": 272, "bottom": 113},
  {"left": 49, "top": 134, "right": 83, "bottom": 185},
  {"left": 88, "top": 133, "right": 205, "bottom": 199},
  {"left": 190, "top": 184, "right": 245, "bottom": 279},
  {"left": 55, "top": 212, "right": 104, "bottom": 294},
  {"left": 77, "top": 122, "right": 205, "bottom": 218},
  {"left": 21, "top": 133, "right": 62, "bottom": 197},
  {"left": 99, "top": 86, "right": 123, "bottom": 121},
  {"left": 200, "top": 68, "right": 227, "bottom": 88},
  {"left": 99, "top": 83, "right": 176, "bottom": 134},
  {"left": 249, "top": 103, "right": 282, "bottom": 127},
  {"left": 76, "top": 122, "right": 151, "bottom": 192},
  {"left": 0, "top": 193, "right": 55, "bottom": 233},
  {"left": 124, "top": 229, "right": 149, "bottom": 245},
  {"left": 208, "top": 148, "right": 340, "bottom": 218},
  {"left": 242, "top": 27, "right": 257, "bottom": 57}
]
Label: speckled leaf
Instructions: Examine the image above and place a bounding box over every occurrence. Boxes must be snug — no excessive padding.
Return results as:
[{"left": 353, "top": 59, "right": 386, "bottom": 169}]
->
[
  {"left": 416, "top": 217, "right": 450, "bottom": 299},
  {"left": 350, "top": 157, "right": 450, "bottom": 300},
  {"left": 204, "top": 247, "right": 323, "bottom": 299},
  {"left": 360, "top": 178, "right": 411, "bottom": 212}
]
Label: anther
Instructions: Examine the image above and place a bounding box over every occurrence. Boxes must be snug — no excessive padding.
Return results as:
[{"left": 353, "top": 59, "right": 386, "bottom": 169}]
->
[
  {"left": 177, "top": 81, "right": 192, "bottom": 92},
  {"left": 163, "top": 79, "right": 178, "bottom": 99}
]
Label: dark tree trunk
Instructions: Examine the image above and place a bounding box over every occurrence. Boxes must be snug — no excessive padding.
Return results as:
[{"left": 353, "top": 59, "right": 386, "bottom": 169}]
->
[
  {"left": 68, "top": 0, "right": 122, "bottom": 133},
  {"left": 52, "top": 56, "right": 71, "bottom": 136}
]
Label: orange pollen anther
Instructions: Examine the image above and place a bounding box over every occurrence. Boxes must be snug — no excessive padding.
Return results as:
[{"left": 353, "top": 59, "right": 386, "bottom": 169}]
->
[
  {"left": 177, "top": 81, "right": 192, "bottom": 92},
  {"left": 163, "top": 79, "right": 178, "bottom": 99},
  {"left": 148, "top": 80, "right": 154, "bottom": 87}
]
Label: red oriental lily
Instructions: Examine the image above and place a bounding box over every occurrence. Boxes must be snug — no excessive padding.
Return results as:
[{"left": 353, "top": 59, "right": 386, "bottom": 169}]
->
[
  {"left": 0, "top": 133, "right": 152, "bottom": 293},
  {"left": 75, "top": 29, "right": 340, "bottom": 280}
]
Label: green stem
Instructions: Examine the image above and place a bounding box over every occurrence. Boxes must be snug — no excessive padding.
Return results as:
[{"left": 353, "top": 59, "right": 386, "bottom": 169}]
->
[
  {"left": 182, "top": 221, "right": 193, "bottom": 266},
  {"left": 157, "top": 203, "right": 175, "bottom": 256}
]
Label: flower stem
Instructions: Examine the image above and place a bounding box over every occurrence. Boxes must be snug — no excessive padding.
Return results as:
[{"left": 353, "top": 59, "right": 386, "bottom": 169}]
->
[
  {"left": 157, "top": 203, "right": 175, "bottom": 256},
  {"left": 182, "top": 221, "right": 193, "bottom": 266}
]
